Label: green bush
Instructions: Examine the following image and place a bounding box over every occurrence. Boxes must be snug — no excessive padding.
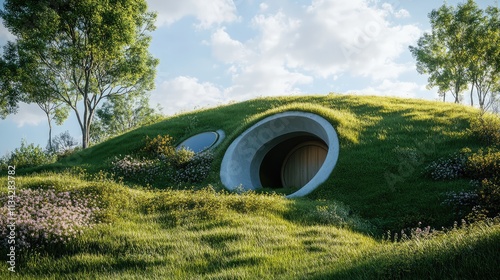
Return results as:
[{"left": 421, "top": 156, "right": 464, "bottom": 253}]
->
[
  {"left": 111, "top": 135, "right": 214, "bottom": 186},
  {"left": 171, "top": 147, "right": 195, "bottom": 168},
  {"left": 0, "top": 156, "right": 7, "bottom": 171},
  {"left": 478, "top": 179, "right": 500, "bottom": 217},
  {"left": 429, "top": 148, "right": 500, "bottom": 221},
  {"left": 469, "top": 115, "right": 500, "bottom": 146},
  {"left": 142, "top": 135, "right": 176, "bottom": 158},
  {"left": 465, "top": 148, "right": 500, "bottom": 180},
  {"left": 426, "top": 148, "right": 500, "bottom": 182},
  {"left": 6, "top": 140, "right": 56, "bottom": 168}
]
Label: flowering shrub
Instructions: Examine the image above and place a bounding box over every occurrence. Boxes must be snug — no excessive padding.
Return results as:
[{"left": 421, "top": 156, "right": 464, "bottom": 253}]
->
[
  {"left": 171, "top": 148, "right": 196, "bottom": 168},
  {"left": 173, "top": 151, "right": 214, "bottom": 184},
  {"left": 442, "top": 189, "right": 479, "bottom": 208},
  {"left": 111, "top": 155, "right": 161, "bottom": 184},
  {"left": 442, "top": 178, "right": 500, "bottom": 222},
  {"left": 477, "top": 179, "right": 500, "bottom": 216},
  {"left": 442, "top": 188, "right": 479, "bottom": 218},
  {"left": 425, "top": 150, "right": 470, "bottom": 180},
  {"left": 469, "top": 115, "right": 500, "bottom": 146},
  {"left": 0, "top": 188, "right": 101, "bottom": 250},
  {"left": 384, "top": 222, "right": 439, "bottom": 242},
  {"left": 111, "top": 134, "right": 214, "bottom": 186},
  {"left": 465, "top": 148, "right": 500, "bottom": 180},
  {"left": 142, "top": 135, "right": 176, "bottom": 158}
]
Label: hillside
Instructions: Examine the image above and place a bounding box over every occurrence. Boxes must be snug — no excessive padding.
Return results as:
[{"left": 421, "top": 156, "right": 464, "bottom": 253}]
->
[
  {"left": 56, "top": 94, "right": 483, "bottom": 229},
  {"left": 2, "top": 94, "right": 499, "bottom": 279}
]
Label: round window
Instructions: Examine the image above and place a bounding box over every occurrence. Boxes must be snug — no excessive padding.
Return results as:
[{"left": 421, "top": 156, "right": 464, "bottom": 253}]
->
[{"left": 177, "top": 131, "right": 224, "bottom": 153}]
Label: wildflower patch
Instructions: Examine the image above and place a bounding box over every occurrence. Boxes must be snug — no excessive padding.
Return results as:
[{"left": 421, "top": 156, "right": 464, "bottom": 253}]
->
[{"left": 0, "top": 188, "right": 102, "bottom": 250}]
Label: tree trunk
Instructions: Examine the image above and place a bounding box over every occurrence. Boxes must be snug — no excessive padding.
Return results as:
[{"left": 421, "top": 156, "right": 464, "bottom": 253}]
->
[
  {"left": 47, "top": 114, "right": 53, "bottom": 151},
  {"left": 82, "top": 62, "right": 92, "bottom": 148},
  {"left": 81, "top": 127, "right": 88, "bottom": 149},
  {"left": 470, "top": 85, "right": 474, "bottom": 107},
  {"left": 82, "top": 105, "right": 89, "bottom": 148},
  {"left": 454, "top": 84, "right": 460, "bottom": 103},
  {"left": 478, "top": 93, "right": 485, "bottom": 111},
  {"left": 48, "top": 121, "right": 52, "bottom": 151}
]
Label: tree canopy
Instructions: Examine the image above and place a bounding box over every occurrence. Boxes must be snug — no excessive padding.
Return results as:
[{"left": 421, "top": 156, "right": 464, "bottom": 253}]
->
[
  {"left": 0, "top": 0, "right": 159, "bottom": 148},
  {"left": 409, "top": 0, "right": 500, "bottom": 111},
  {"left": 90, "top": 94, "right": 163, "bottom": 144}
]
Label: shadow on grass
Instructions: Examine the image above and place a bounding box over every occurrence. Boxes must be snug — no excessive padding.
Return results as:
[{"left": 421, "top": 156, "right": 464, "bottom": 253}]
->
[{"left": 310, "top": 227, "right": 500, "bottom": 280}]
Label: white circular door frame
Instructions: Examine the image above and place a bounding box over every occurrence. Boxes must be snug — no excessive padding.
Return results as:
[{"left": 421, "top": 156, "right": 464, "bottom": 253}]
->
[{"left": 220, "top": 111, "right": 340, "bottom": 198}]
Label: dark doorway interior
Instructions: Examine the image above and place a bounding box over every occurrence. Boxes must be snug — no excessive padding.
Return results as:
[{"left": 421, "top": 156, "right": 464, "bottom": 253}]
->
[{"left": 259, "top": 135, "right": 327, "bottom": 189}]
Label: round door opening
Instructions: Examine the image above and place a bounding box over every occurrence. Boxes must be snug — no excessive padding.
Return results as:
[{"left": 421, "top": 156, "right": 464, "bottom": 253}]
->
[
  {"left": 220, "top": 111, "right": 339, "bottom": 198},
  {"left": 259, "top": 135, "right": 327, "bottom": 189}
]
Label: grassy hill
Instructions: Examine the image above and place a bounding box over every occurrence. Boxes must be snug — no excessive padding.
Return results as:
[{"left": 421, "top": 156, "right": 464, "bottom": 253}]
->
[
  {"left": 1, "top": 94, "right": 499, "bottom": 279},
  {"left": 55, "top": 94, "right": 484, "bottom": 229}
]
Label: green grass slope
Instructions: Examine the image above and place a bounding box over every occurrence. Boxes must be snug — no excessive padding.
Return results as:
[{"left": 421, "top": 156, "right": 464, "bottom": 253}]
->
[
  {"left": 3, "top": 94, "right": 499, "bottom": 279},
  {"left": 56, "top": 94, "right": 482, "bottom": 230},
  {"left": 1, "top": 170, "right": 499, "bottom": 279}
]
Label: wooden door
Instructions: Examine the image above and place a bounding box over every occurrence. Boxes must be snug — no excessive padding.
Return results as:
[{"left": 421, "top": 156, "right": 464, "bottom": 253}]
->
[{"left": 281, "top": 141, "right": 327, "bottom": 188}]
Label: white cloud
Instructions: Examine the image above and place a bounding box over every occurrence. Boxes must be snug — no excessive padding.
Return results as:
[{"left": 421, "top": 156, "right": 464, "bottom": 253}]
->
[
  {"left": 394, "top": 9, "right": 410, "bottom": 19},
  {"left": 251, "top": 11, "right": 301, "bottom": 54},
  {"left": 382, "top": 3, "right": 410, "bottom": 18},
  {"left": 226, "top": 59, "right": 314, "bottom": 98},
  {"left": 285, "top": 0, "right": 421, "bottom": 80},
  {"left": 7, "top": 103, "right": 46, "bottom": 127},
  {"left": 149, "top": 0, "right": 238, "bottom": 29},
  {"left": 259, "top": 3, "right": 269, "bottom": 12},
  {"left": 208, "top": 0, "right": 421, "bottom": 101},
  {"left": 210, "top": 28, "right": 251, "bottom": 63},
  {"left": 349, "top": 79, "right": 420, "bottom": 97},
  {"left": 151, "top": 76, "right": 226, "bottom": 114},
  {"left": 151, "top": 0, "right": 424, "bottom": 114},
  {"left": 209, "top": 18, "right": 313, "bottom": 98}
]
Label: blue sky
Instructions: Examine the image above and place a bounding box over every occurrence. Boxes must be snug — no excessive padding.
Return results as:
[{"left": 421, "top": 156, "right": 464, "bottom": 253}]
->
[{"left": 0, "top": 0, "right": 496, "bottom": 155}]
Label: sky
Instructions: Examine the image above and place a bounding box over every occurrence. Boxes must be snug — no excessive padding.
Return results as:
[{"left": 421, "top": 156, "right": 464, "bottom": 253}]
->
[{"left": 0, "top": 0, "right": 496, "bottom": 155}]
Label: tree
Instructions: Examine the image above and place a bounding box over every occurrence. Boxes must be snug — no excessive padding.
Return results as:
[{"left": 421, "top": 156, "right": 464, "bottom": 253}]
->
[
  {"left": 0, "top": 43, "right": 21, "bottom": 118},
  {"left": 468, "top": 6, "right": 500, "bottom": 111},
  {"left": 51, "top": 131, "right": 78, "bottom": 153},
  {"left": 409, "top": 2, "right": 470, "bottom": 104},
  {"left": 90, "top": 94, "right": 162, "bottom": 144},
  {"left": 2, "top": 41, "right": 70, "bottom": 150},
  {"left": 36, "top": 94, "right": 70, "bottom": 152},
  {"left": 410, "top": 0, "right": 500, "bottom": 111},
  {"left": 0, "top": 0, "right": 159, "bottom": 148}
]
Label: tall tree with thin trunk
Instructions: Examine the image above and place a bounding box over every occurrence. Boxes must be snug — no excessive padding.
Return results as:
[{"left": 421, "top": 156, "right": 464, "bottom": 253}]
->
[
  {"left": 468, "top": 6, "right": 500, "bottom": 111},
  {"left": 0, "top": 0, "right": 158, "bottom": 148},
  {"left": 35, "top": 95, "right": 69, "bottom": 152},
  {"left": 410, "top": 0, "right": 500, "bottom": 111},
  {"left": 410, "top": 3, "right": 469, "bottom": 104}
]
